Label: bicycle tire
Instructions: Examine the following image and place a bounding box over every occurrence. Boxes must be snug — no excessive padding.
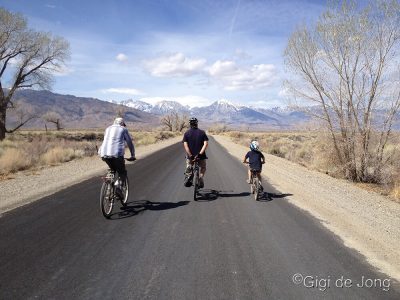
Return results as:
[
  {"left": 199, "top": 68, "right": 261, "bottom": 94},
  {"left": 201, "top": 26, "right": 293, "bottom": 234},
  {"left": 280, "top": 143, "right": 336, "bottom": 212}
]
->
[
  {"left": 120, "top": 177, "right": 129, "bottom": 206},
  {"left": 254, "top": 179, "right": 260, "bottom": 201},
  {"left": 250, "top": 176, "right": 255, "bottom": 194},
  {"left": 193, "top": 169, "right": 199, "bottom": 201},
  {"left": 100, "top": 181, "right": 114, "bottom": 218}
]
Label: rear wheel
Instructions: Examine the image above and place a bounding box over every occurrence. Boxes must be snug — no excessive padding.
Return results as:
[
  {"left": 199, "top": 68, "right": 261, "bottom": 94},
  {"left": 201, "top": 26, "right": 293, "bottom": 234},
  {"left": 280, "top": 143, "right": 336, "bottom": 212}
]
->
[
  {"left": 120, "top": 177, "right": 129, "bottom": 206},
  {"left": 100, "top": 182, "right": 114, "bottom": 218},
  {"left": 254, "top": 179, "right": 260, "bottom": 201},
  {"left": 193, "top": 170, "right": 199, "bottom": 201}
]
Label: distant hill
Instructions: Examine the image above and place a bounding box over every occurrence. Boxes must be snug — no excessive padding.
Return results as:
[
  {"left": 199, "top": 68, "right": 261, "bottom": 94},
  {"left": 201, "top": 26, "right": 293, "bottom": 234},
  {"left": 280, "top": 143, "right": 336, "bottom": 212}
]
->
[
  {"left": 6, "top": 90, "right": 397, "bottom": 131},
  {"left": 6, "top": 89, "right": 159, "bottom": 129}
]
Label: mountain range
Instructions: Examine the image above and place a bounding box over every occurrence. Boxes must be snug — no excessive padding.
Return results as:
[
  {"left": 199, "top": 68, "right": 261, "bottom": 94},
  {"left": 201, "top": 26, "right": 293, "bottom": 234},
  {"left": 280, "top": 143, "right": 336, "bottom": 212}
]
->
[
  {"left": 115, "top": 99, "right": 312, "bottom": 129},
  {"left": 8, "top": 89, "right": 397, "bottom": 131}
]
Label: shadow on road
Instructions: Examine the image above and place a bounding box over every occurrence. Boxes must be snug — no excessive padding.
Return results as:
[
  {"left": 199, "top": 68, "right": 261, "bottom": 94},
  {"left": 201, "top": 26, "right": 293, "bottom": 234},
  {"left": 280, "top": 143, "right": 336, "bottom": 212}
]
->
[
  {"left": 257, "top": 192, "right": 293, "bottom": 202},
  {"left": 195, "top": 189, "right": 293, "bottom": 203},
  {"left": 108, "top": 200, "right": 190, "bottom": 219},
  {"left": 195, "top": 189, "right": 250, "bottom": 201}
]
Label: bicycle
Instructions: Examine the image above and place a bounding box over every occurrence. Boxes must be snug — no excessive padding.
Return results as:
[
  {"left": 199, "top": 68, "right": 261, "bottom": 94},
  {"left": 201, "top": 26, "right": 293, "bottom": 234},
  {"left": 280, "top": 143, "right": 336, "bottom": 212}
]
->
[
  {"left": 99, "top": 158, "right": 135, "bottom": 218},
  {"left": 244, "top": 162, "right": 264, "bottom": 201}
]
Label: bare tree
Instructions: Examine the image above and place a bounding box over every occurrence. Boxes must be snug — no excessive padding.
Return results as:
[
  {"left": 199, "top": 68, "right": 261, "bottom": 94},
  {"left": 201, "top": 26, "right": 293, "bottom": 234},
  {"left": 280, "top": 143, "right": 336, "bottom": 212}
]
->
[
  {"left": 43, "top": 111, "right": 63, "bottom": 130},
  {"left": 173, "top": 112, "right": 189, "bottom": 132},
  {"left": 161, "top": 114, "right": 174, "bottom": 131},
  {"left": 0, "top": 7, "right": 70, "bottom": 140},
  {"left": 284, "top": 0, "right": 400, "bottom": 183},
  {"left": 7, "top": 100, "right": 38, "bottom": 131},
  {"left": 160, "top": 112, "right": 189, "bottom": 132}
]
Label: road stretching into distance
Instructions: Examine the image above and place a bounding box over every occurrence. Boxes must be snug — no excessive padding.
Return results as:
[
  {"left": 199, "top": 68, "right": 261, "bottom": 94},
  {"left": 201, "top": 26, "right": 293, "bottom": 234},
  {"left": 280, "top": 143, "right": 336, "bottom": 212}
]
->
[{"left": 0, "top": 137, "right": 399, "bottom": 299}]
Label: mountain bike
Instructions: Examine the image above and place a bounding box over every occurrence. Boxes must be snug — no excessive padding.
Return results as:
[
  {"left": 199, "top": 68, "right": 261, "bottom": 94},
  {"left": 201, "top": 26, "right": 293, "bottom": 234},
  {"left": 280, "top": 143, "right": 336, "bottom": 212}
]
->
[
  {"left": 244, "top": 162, "right": 264, "bottom": 201},
  {"left": 99, "top": 158, "right": 135, "bottom": 218}
]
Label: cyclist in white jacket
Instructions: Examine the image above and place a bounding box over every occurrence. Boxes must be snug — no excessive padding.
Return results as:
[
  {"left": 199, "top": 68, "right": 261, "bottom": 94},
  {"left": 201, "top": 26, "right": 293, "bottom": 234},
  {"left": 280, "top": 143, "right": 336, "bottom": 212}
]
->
[{"left": 98, "top": 117, "right": 136, "bottom": 185}]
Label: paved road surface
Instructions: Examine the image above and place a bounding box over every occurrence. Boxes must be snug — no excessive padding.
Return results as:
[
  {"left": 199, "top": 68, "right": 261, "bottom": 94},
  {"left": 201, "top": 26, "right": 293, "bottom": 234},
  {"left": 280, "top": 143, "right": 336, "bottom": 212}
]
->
[{"left": 0, "top": 137, "right": 399, "bottom": 299}]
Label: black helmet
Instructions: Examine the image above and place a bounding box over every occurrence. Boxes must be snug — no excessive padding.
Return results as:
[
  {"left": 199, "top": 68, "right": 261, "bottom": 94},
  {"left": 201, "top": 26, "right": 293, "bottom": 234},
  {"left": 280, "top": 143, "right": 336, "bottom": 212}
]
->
[{"left": 189, "top": 117, "right": 198, "bottom": 127}]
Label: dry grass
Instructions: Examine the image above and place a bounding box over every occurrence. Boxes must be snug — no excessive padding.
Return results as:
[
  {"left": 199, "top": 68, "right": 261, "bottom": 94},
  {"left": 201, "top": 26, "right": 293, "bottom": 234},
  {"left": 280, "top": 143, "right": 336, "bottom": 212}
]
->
[
  {"left": 0, "top": 129, "right": 180, "bottom": 176},
  {"left": 0, "top": 148, "right": 32, "bottom": 173},
  {"left": 41, "top": 147, "right": 82, "bottom": 165},
  {"left": 220, "top": 130, "right": 400, "bottom": 200}
]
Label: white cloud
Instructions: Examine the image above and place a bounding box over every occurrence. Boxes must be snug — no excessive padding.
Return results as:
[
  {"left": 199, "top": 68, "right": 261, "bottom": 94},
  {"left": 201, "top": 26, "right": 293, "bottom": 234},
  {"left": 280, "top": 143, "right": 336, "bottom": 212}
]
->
[
  {"left": 142, "top": 52, "right": 277, "bottom": 92},
  {"left": 116, "top": 53, "right": 128, "bottom": 62},
  {"left": 101, "top": 88, "right": 145, "bottom": 96},
  {"left": 208, "top": 60, "right": 237, "bottom": 77},
  {"left": 143, "top": 52, "right": 206, "bottom": 77},
  {"left": 208, "top": 60, "right": 277, "bottom": 90}
]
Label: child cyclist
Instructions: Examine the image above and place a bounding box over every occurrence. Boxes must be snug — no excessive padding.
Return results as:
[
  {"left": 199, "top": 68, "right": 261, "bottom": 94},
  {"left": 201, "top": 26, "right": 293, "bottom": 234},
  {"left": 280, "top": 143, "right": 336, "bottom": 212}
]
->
[{"left": 243, "top": 140, "right": 265, "bottom": 184}]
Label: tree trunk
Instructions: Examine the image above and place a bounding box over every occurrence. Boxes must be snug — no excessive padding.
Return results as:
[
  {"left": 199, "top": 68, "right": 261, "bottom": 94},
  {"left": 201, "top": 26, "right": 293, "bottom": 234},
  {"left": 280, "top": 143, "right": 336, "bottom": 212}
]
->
[{"left": 0, "top": 105, "right": 6, "bottom": 140}]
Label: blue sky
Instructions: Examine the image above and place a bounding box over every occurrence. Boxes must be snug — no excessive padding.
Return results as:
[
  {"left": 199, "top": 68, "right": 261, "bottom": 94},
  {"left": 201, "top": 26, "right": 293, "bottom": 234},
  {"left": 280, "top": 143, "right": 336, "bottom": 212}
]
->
[{"left": 0, "top": 0, "right": 327, "bottom": 107}]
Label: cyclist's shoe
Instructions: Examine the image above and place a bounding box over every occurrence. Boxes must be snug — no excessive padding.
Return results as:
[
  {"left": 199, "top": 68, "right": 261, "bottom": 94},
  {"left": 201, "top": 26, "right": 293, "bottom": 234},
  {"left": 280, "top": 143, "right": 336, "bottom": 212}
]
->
[
  {"left": 199, "top": 178, "right": 204, "bottom": 189},
  {"left": 184, "top": 175, "right": 193, "bottom": 187}
]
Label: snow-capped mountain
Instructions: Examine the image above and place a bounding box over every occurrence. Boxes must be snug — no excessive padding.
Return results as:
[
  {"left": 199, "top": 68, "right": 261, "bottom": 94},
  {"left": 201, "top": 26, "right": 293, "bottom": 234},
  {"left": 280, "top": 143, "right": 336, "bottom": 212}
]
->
[
  {"left": 191, "top": 100, "right": 280, "bottom": 125},
  {"left": 119, "top": 99, "right": 153, "bottom": 112},
  {"left": 150, "top": 100, "right": 190, "bottom": 115}
]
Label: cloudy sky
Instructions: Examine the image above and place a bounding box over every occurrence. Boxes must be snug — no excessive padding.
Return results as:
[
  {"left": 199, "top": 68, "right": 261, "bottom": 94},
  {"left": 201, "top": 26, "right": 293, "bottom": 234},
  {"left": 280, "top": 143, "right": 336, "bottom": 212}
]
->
[{"left": 1, "top": 0, "right": 327, "bottom": 107}]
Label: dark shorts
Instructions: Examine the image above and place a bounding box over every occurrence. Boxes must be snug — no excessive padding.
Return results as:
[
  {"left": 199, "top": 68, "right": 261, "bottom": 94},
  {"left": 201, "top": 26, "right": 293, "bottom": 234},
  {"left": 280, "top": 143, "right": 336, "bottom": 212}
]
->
[{"left": 102, "top": 157, "right": 127, "bottom": 179}]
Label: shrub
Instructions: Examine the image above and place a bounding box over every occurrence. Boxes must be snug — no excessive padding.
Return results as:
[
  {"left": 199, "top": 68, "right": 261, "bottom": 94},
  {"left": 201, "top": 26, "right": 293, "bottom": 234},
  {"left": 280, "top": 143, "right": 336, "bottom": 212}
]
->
[
  {"left": 0, "top": 148, "right": 32, "bottom": 174},
  {"left": 41, "top": 147, "right": 79, "bottom": 165}
]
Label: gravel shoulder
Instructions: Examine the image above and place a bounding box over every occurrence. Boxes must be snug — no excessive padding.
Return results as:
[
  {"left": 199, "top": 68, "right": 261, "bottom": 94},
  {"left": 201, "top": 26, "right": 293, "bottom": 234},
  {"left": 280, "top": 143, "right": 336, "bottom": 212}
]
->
[
  {"left": 0, "top": 136, "right": 182, "bottom": 215},
  {"left": 213, "top": 135, "right": 400, "bottom": 282}
]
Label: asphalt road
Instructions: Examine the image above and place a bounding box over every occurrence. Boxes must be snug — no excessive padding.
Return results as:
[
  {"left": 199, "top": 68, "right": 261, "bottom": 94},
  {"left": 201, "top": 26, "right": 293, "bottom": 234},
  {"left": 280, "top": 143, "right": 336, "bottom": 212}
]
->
[{"left": 0, "top": 137, "right": 399, "bottom": 299}]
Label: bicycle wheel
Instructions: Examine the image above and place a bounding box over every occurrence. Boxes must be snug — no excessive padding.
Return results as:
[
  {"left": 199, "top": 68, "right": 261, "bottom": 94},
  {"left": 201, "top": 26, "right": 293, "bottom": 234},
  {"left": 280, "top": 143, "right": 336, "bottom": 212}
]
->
[
  {"left": 193, "top": 170, "right": 199, "bottom": 201},
  {"left": 250, "top": 176, "right": 255, "bottom": 194},
  {"left": 120, "top": 177, "right": 129, "bottom": 206},
  {"left": 100, "top": 181, "right": 114, "bottom": 218},
  {"left": 254, "top": 179, "right": 260, "bottom": 201}
]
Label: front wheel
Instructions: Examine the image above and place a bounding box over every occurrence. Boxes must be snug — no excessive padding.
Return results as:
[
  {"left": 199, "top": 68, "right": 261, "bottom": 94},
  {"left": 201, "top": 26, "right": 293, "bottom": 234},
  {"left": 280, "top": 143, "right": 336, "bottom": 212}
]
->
[
  {"left": 100, "top": 182, "right": 114, "bottom": 218},
  {"left": 120, "top": 177, "right": 129, "bottom": 206}
]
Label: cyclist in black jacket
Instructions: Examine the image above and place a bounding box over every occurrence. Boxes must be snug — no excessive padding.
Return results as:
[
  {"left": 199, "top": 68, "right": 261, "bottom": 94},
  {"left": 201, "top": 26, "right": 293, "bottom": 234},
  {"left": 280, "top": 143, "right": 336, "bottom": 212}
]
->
[
  {"left": 243, "top": 140, "right": 265, "bottom": 184},
  {"left": 182, "top": 117, "right": 208, "bottom": 188}
]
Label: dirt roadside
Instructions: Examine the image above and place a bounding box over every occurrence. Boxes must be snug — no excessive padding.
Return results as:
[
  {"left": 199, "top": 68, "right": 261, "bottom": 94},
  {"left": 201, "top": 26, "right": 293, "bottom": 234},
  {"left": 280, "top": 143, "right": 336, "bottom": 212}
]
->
[
  {"left": 0, "top": 136, "right": 182, "bottom": 215},
  {"left": 213, "top": 135, "right": 400, "bottom": 282}
]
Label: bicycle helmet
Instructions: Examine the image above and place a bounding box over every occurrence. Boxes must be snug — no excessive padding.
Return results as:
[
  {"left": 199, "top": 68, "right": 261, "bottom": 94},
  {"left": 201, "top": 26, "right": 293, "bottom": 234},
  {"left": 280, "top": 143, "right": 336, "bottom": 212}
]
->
[
  {"left": 250, "top": 140, "right": 259, "bottom": 151},
  {"left": 189, "top": 117, "right": 198, "bottom": 128},
  {"left": 114, "top": 117, "right": 126, "bottom": 126}
]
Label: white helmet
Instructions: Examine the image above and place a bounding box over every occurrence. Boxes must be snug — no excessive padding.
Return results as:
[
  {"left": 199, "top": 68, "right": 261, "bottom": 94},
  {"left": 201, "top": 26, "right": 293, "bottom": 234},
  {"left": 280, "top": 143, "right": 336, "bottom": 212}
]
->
[
  {"left": 250, "top": 140, "right": 259, "bottom": 151},
  {"left": 114, "top": 117, "right": 126, "bottom": 126}
]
